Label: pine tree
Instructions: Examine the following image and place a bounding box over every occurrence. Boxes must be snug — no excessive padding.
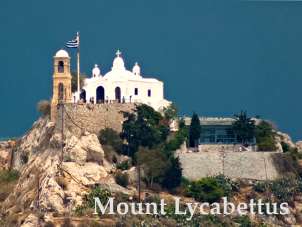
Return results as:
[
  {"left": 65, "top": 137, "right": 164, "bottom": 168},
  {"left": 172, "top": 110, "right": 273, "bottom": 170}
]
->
[{"left": 189, "top": 113, "right": 201, "bottom": 148}]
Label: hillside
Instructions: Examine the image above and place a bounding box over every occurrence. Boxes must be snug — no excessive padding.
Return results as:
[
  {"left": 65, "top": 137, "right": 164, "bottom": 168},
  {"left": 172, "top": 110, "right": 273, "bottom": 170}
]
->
[{"left": 0, "top": 112, "right": 302, "bottom": 226}]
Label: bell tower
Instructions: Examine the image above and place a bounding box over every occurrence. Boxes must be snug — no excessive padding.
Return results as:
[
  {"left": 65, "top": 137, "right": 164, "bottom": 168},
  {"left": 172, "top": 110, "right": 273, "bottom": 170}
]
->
[{"left": 51, "top": 49, "right": 72, "bottom": 122}]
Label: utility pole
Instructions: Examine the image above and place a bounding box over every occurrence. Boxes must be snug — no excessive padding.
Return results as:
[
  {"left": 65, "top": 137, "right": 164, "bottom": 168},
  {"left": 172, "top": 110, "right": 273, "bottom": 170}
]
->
[
  {"left": 138, "top": 162, "right": 141, "bottom": 202},
  {"left": 61, "top": 102, "right": 64, "bottom": 164}
]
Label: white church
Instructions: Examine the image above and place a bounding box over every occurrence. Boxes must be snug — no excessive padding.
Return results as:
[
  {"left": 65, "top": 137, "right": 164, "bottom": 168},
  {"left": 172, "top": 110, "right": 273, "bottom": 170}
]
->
[{"left": 74, "top": 50, "right": 171, "bottom": 111}]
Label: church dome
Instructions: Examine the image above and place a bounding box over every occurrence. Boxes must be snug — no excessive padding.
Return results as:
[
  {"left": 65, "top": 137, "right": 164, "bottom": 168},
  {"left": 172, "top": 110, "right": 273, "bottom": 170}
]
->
[
  {"left": 112, "top": 50, "right": 125, "bottom": 70},
  {"left": 92, "top": 64, "right": 101, "bottom": 77},
  {"left": 132, "top": 62, "right": 141, "bottom": 75},
  {"left": 55, "top": 49, "right": 69, "bottom": 58}
]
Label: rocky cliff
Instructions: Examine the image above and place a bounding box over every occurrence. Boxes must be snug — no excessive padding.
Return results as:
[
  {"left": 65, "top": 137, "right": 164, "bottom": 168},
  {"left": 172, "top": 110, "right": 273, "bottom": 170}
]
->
[{"left": 0, "top": 117, "right": 135, "bottom": 226}]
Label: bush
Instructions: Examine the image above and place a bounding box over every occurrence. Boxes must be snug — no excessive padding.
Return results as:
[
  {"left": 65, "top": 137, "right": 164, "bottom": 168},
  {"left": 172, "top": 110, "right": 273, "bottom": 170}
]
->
[
  {"left": 253, "top": 181, "right": 270, "bottom": 193},
  {"left": 116, "top": 160, "right": 130, "bottom": 170},
  {"left": 114, "top": 171, "right": 129, "bottom": 187},
  {"left": 214, "top": 174, "right": 239, "bottom": 196},
  {"left": 185, "top": 177, "right": 225, "bottom": 203},
  {"left": 256, "top": 121, "right": 277, "bottom": 151},
  {"left": 271, "top": 175, "right": 300, "bottom": 203},
  {"left": 0, "top": 170, "right": 20, "bottom": 183},
  {"left": 233, "top": 216, "right": 252, "bottom": 227},
  {"left": 98, "top": 128, "right": 123, "bottom": 153},
  {"left": 85, "top": 187, "right": 111, "bottom": 209},
  {"left": 37, "top": 100, "right": 50, "bottom": 116}
]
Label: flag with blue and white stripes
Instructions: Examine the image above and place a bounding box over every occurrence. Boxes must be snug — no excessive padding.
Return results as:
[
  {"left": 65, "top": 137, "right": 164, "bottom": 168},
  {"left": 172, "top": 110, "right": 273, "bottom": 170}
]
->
[{"left": 66, "top": 36, "right": 79, "bottom": 48}]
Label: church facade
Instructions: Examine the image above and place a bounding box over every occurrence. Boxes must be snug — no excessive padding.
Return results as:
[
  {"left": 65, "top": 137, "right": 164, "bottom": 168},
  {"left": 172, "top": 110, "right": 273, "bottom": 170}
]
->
[
  {"left": 50, "top": 49, "right": 170, "bottom": 122},
  {"left": 75, "top": 50, "right": 170, "bottom": 111}
]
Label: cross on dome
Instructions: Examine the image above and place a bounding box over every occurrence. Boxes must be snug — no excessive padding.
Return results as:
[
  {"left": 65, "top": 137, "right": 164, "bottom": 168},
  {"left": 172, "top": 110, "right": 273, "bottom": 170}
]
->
[
  {"left": 112, "top": 49, "right": 125, "bottom": 70},
  {"left": 116, "top": 49, "right": 122, "bottom": 57}
]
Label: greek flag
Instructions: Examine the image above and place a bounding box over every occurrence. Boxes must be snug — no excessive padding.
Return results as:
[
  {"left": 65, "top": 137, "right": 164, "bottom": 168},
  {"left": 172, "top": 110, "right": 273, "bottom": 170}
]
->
[{"left": 66, "top": 36, "right": 79, "bottom": 48}]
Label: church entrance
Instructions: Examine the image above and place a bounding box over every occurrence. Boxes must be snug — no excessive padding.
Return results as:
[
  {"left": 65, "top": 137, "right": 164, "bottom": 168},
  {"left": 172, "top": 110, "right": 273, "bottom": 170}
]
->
[
  {"left": 115, "top": 87, "right": 121, "bottom": 103},
  {"left": 96, "top": 86, "right": 105, "bottom": 103},
  {"left": 80, "top": 89, "right": 86, "bottom": 103}
]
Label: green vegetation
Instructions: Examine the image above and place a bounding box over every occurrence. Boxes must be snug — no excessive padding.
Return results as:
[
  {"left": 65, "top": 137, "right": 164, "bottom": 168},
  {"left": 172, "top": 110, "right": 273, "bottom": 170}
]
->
[
  {"left": 271, "top": 174, "right": 301, "bottom": 203},
  {"left": 189, "top": 112, "right": 201, "bottom": 148},
  {"left": 114, "top": 171, "right": 129, "bottom": 187},
  {"left": 136, "top": 147, "right": 169, "bottom": 188},
  {"left": 98, "top": 128, "right": 123, "bottom": 153},
  {"left": 37, "top": 100, "right": 50, "bottom": 116},
  {"left": 116, "top": 160, "right": 130, "bottom": 170},
  {"left": 0, "top": 170, "right": 20, "bottom": 203},
  {"left": 163, "top": 118, "right": 188, "bottom": 156},
  {"left": 0, "top": 169, "right": 20, "bottom": 182},
  {"left": 255, "top": 120, "right": 277, "bottom": 151},
  {"left": 162, "top": 103, "right": 178, "bottom": 120},
  {"left": 232, "top": 111, "right": 256, "bottom": 145},
  {"left": 186, "top": 177, "right": 222, "bottom": 203},
  {"left": 121, "top": 104, "right": 169, "bottom": 156},
  {"left": 184, "top": 175, "right": 238, "bottom": 203}
]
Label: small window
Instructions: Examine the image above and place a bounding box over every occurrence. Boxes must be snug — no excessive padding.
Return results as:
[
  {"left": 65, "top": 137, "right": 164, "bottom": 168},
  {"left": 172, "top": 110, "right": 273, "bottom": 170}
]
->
[
  {"left": 58, "top": 61, "right": 64, "bottom": 73},
  {"left": 148, "top": 89, "right": 151, "bottom": 97},
  {"left": 134, "top": 88, "right": 138, "bottom": 95}
]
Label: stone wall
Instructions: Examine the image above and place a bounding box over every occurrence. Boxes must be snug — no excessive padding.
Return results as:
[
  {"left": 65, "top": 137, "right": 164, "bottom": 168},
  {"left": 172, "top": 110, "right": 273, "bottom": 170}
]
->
[
  {"left": 58, "top": 103, "right": 135, "bottom": 136},
  {"left": 198, "top": 144, "right": 257, "bottom": 152},
  {"left": 177, "top": 151, "right": 280, "bottom": 181}
]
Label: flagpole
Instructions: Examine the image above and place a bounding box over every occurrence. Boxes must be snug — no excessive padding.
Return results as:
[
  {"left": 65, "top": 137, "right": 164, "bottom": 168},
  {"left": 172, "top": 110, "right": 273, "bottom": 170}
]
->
[{"left": 77, "top": 32, "right": 80, "bottom": 96}]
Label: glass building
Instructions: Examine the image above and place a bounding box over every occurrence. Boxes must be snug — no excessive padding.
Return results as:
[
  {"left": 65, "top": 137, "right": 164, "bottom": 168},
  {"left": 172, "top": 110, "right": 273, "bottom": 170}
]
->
[{"left": 184, "top": 117, "right": 256, "bottom": 145}]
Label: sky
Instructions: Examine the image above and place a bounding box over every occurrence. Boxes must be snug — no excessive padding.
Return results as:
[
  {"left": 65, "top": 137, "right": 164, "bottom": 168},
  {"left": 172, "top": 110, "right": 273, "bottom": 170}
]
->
[{"left": 0, "top": 0, "right": 301, "bottom": 141}]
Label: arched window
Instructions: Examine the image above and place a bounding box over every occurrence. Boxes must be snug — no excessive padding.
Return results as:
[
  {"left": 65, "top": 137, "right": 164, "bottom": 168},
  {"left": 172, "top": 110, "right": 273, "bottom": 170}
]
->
[
  {"left": 148, "top": 89, "right": 151, "bottom": 97},
  {"left": 134, "top": 88, "right": 138, "bottom": 95},
  {"left": 58, "top": 83, "right": 64, "bottom": 100},
  {"left": 115, "top": 87, "right": 121, "bottom": 103},
  {"left": 58, "top": 61, "right": 64, "bottom": 73}
]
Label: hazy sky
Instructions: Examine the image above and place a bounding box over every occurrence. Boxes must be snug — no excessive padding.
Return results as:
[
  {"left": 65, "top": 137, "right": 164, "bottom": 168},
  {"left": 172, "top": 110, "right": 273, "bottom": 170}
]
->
[{"left": 0, "top": 0, "right": 301, "bottom": 141}]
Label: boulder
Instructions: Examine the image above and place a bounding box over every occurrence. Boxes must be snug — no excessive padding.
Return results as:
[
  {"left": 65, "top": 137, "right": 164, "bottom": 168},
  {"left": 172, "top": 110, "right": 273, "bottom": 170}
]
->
[
  {"left": 66, "top": 134, "right": 104, "bottom": 164},
  {"left": 21, "top": 214, "right": 38, "bottom": 227},
  {"left": 296, "top": 141, "right": 302, "bottom": 152}
]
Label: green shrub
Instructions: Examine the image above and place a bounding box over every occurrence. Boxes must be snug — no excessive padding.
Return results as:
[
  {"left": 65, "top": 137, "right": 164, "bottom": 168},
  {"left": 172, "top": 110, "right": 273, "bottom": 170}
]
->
[
  {"left": 233, "top": 216, "right": 252, "bottom": 227},
  {"left": 185, "top": 177, "right": 225, "bottom": 203},
  {"left": 214, "top": 174, "right": 239, "bottom": 196},
  {"left": 116, "top": 160, "right": 130, "bottom": 170},
  {"left": 85, "top": 187, "right": 111, "bottom": 209},
  {"left": 256, "top": 121, "right": 277, "bottom": 151},
  {"left": 98, "top": 128, "right": 123, "bottom": 153},
  {"left": 271, "top": 175, "right": 300, "bottom": 203},
  {"left": 37, "top": 100, "right": 50, "bottom": 116},
  {"left": 114, "top": 171, "right": 129, "bottom": 187},
  {"left": 0, "top": 170, "right": 20, "bottom": 183},
  {"left": 254, "top": 181, "right": 270, "bottom": 193}
]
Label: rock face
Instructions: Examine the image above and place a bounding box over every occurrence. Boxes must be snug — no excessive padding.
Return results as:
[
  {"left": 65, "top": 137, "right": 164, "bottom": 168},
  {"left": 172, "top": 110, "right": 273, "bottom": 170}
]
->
[
  {"left": 65, "top": 133, "right": 104, "bottom": 164},
  {"left": 296, "top": 141, "right": 302, "bottom": 152},
  {"left": 1, "top": 116, "right": 131, "bottom": 225},
  {"left": 0, "top": 140, "right": 14, "bottom": 170},
  {"left": 275, "top": 131, "right": 296, "bottom": 152}
]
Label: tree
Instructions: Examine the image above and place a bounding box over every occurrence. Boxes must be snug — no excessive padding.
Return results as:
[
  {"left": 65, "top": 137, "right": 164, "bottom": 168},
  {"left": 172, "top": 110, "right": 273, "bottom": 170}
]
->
[
  {"left": 162, "top": 103, "right": 178, "bottom": 120},
  {"left": 232, "top": 111, "right": 255, "bottom": 145},
  {"left": 136, "top": 147, "right": 170, "bottom": 187},
  {"left": 162, "top": 157, "right": 182, "bottom": 190},
  {"left": 121, "top": 104, "right": 170, "bottom": 155},
  {"left": 98, "top": 128, "right": 123, "bottom": 153},
  {"left": 37, "top": 100, "right": 50, "bottom": 116},
  {"left": 189, "top": 113, "right": 201, "bottom": 148},
  {"left": 255, "top": 120, "right": 277, "bottom": 151}
]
